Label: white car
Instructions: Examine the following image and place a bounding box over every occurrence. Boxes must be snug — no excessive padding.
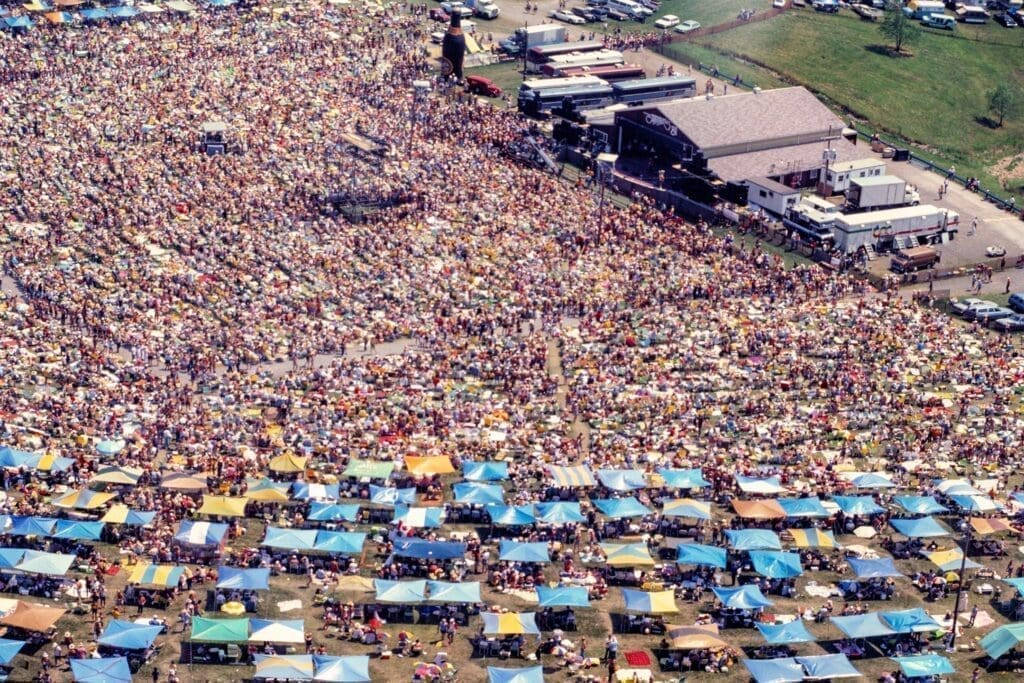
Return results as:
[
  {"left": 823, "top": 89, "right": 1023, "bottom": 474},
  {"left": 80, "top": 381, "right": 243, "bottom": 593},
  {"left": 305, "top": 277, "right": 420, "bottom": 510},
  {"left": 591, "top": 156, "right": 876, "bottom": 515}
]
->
[
  {"left": 549, "top": 9, "right": 586, "bottom": 23},
  {"left": 654, "top": 13, "right": 679, "bottom": 28},
  {"left": 440, "top": 1, "right": 473, "bottom": 16},
  {"left": 986, "top": 245, "right": 1007, "bottom": 257},
  {"left": 773, "top": 0, "right": 786, "bottom": 7},
  {"left": 430, "top": 30, "right": 445, "bottom": 43},
  {"left": 673, "top": 19, "right": 701, "bottom": 32}
]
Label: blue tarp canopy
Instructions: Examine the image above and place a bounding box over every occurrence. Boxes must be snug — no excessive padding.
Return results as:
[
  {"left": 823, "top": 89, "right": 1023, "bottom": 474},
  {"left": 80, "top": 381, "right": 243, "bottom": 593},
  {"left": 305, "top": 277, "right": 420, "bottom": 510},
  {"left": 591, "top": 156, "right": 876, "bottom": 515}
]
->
[
  {"left": 0, "top": 447, "right": 33, "bottom": 468},
  {"left": 712, "top": 585, "right": 774, "bottom": 609},
  {"left": 107, "top": 5, "right": 139, "bottom": 17},
  {"left": 9, "top": 516, "right": 56, "bottom": 537},
  {"left": 313, "top": 531, "right": 366, "bottom": 555},
  {"left": 849, "top": 473, "right": 897, "bottom": 489},
  {"left": 892, "top": 654, "right": 955, "bottom": 678},
  {"left": 833, "top": 496, "right": 884, "bottom": 515},
  {"left": 660, "top": 499, "right": 712, "bottom": 520},
  {"left": 749, "top": 551, "right": 803, "bottom": 578},
  {"left": 3, "top": 16, "right": 34, "bottom": 27},
  {"left": 658, "top": 468, "right": 710, "bottom": 489},
  {"left": 262, "top": 527, "right": 317, "bottom": 551},
  {"left": 498, "top": 541, "right": 550, "bottom": 563},
  {"left": 777, "top": 497, "right": 830, "bottom": 518},
  {"left": 217, "top": 566, "right": 271, "bottom": 591},
  {"left": 744, "top": 657, "right": 804, "bottom": 683},
  {"left": 308, "top": 503, "right": 360, "bottom": 522},
  {"left": 675, "top": 544, "right": 727, "bottom": 569},
  {"left": 291, "top": 483, "right": 340, "bottom": 501},
  {"left": 0, "top": 549, "right": 21, "bottom": 569},
  {"left": 390, "top": 539, "right": 466, "bottom": 560},
  {"left": 17, "top": 550, "right": 75, "bottom": 576},
  {"left": 312, "top": 654, "right": 371, "bottom": 682},
  {"left": 174, "top": 520, "right": 228, "bottom": 546},
  {"left": 981, "top": 622, "right": 1024, "bottom": 659},
  {"left": 735, "top": 474, "right": 785, "bottom": 495},
  {"left": 890, "top": 516, "right": 950, "bottom": 538},
  {"left": 882, "top": 608, "right": 941, "bottom": 633},
  {"left": 486, "top": 504, "right": 537, "bottom": 526},
  {"left": 462, "top": 461, "right": 509, "bottom": 481},
  {"left": 534, "top": 502, "right": 585, "bottom": 524},
  {"left": 756, "top": 620, "right": 814, "bottom": 644},
  {"left": 453, "top": 483, "right": 504, "bottom": 506},
  {"left": 0, "top": 639, "right": 23, "bottom": 665},
  {"left": 848, "top": 557, "right": 904, "bottom": 579},
  {"left": 949, "top": 494, "right": 1004, "bottom": 512},
  {"left": 536, "top": 586, "right": 589, "bottom": 608},
  {"left": 393, "top": 506, "right": 445, "bottom": 528},
  {"left": 597, "top": 469, "right": 646, "bottom": 491},
  {"left": 893, "top": 496, "right": 948, "bottom": 515},
  {"left": 79, "top": 7, "right": 110, "bottom": 19},
  {"left": 98, "top": 620, "right": 163, "bottom": 649},
  {"left": 487, "top": 665, "right": 545, "bottom": 683},
  {"left": 374, "top": 579, "right": 426, "bottom": 604},
  {"left": 796, "top": 654, "right": 860, "bottom": 679},
  {"left": 724, "top": 529, "right": 782, "bottom": 551},
  {"left": 1004, "top": 577, "right": 1024, "bottom": 596},
  {"left": 426, "top": 581, "right": 480, "bottom": 604},
  {"left": 832, "top": 613, "right": 897, "bottom": 639},
  {"left": 592, "top": 497, "right": 651, "bottom": 519},
  {"left": 71, "top": 657, "right": 132, "bottom": 683},
  {"left": 53, "top": 520, "right": 104, "bottom": 541},
  {"left": 368, "top": 485, "right": 416, "bottom": 507}
]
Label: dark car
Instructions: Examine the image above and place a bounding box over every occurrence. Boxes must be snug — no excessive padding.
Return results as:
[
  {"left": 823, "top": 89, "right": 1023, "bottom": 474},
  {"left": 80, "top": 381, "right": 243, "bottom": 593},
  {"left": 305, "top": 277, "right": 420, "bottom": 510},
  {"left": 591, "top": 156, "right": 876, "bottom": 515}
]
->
[
  {"left": 994, "top": 313, "right": 1024, "bottom": 332},
  {"left": 428, "top": 7, "right": 449, "bottom": 21},
  {"left": 1008, "top": 292, "right": 1024, "bottom": 313},
  {"left": 974, "top": 306, "right": 1015, "bottom": 324},
  {"left": 588, "top": 5, "right": 609, "bottom": 18},
  {"left": 1013, "top": 10, "right": 1024, "bottom": 25},
  {"left": 995, "top": 11, "right": 1017, "bottom": 25},
  {"left": 607, "top": 7, "right": 630, "bottom": 19},
  {"left": 571, "top": 6, "right": 598, "bottom": 20},
  {"left": 465, "top": 75, "right": 502, "bottom": 97}
]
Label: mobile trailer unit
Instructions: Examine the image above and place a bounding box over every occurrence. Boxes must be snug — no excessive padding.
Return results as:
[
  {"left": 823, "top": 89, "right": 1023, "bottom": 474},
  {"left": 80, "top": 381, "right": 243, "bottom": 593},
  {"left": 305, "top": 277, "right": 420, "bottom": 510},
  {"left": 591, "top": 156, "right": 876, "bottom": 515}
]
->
[{"left": 832, "top": 205, "right": 959, "bottom": 254}]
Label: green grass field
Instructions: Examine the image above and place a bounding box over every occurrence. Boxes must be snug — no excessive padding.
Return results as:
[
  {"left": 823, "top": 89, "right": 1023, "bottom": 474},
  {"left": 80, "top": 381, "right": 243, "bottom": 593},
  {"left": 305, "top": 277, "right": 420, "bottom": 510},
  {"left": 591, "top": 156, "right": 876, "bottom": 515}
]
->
[{"left": 691, "top": 8, "right": 1024, "bottom": 199}]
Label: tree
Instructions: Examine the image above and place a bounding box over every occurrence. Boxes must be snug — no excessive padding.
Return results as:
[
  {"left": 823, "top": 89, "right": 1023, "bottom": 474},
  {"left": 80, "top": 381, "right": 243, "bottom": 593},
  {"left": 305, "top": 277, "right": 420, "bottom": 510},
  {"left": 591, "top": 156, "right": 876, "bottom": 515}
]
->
[
  {"left": 988, "top": 84, "right": 1019, "bottom": 127},
  {"left": 879, "top": 3, "right": 921, "bottom": 53}
]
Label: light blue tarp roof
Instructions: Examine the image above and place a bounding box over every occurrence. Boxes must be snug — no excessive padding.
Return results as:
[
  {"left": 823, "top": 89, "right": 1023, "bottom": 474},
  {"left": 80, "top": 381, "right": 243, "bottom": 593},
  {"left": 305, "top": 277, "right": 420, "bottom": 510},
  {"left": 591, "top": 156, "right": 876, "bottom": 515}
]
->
[
  {"left": 1004, "top": 578, "right": 1024, "bottom": 596},
  {"left": 374, "top": 579, "right": 426, "bottom": 604},
  {"left": 313, "top": 531, "right": 366, "bottom": 555},
  {"left": 597, "top": 469, "right": 646, "bottom": 491},
  {"left": 107, "top": 5, "right": 139, "bottom": 17},
  {"left": 17, "top": 550, "right": 75, "bottom": 576},
  {"left": 882, "top": 608, "right": 941, "bottom": 633},
  {"left": 312, "top": 654, "right": 371, "bottom": 682},
  {"left": 53, "top": 520, "right": 104, "bottom": 541},
  {"left": 253, "top": 654, "right": 312, "bottom": 680},
  {"left": 744, "top": 657, "right": 804, "bottom": 683},
  {"left": 658, "top": 468, "right": 710, "bottom": 489},
  {"left": 369, "top": 485, "right": 417, "bottom": 507},
  {"left": 755, "top": 620, "right": 814, "bottom": 644},
  {"left": 796, "top": 654, "right": 860, "bottom": 679},
  {"left": 453, "top": 483, "right": 505, "bottom": 505},
  {"left": 749, "top": 551, "right": 803, "bottom": 578},
  {"left": 426, "top": 580, "right": 480, "bottom": 604},
  {"left": 487, "top": 665, "right": 545, "bottom": 683},
  {"left": 263, "top": 527, "right": 317, "bottom": 551},
  {"left": 217, "top": 566, "right": 271, "bottom": 590},
  {"left": 462, "top": 461, "right": 509, "bottom": 481},
  {"left": 308, "top": 503, "right": 360, "bottom": 522},
  {"left": 889, "top": 516, "right": 950, "bottom": 538},
  {"left": 833, "top": 496, "right": 884, "bottom": 515},
  {"left": 981, "top": 622, "right": 1024, "bottom": 659},
  {"left": 712, "top": 585, "right": 774, "bottom": 609},
  {"left": 777, "top": 497, "right": 829, "bottom": 518},
  {"left": 893, "top": 496, "right": 948, "bottom": 515},
  {"left": 534, "top": 502, "right": 585, "bottom": 524},
  {"left": 79, "top": 8, "right": 111, "bottom": 19},
  {"left": 660, "top": 499, "right": 712, "bottom": 520},
  {"left": 71, "top": 657, "right": 132, "bottom": 683},
  {"left": 675, "top": 544, "right": 726, "bottom": 568},
  {"left": 848, "top": 557, "right": 904, "bottom": 579},
  {"left": 98, "top": 620, "right": 163, "bottom": 649},
  {"left": 592, "top": 497, "right": 651, "bottom": 519},
  {"left": 536, "top": 586, "right": 589, "bottom": 608},
  {"left": 499, "top": 541, "right": 550, "bottom": 563},
  {"left": 949, "top": 494, "right": 1004, "bottom": 512},
  {"left": 0, "top": 549, "right": 22, "bottom": 569},
  {"left": 724, "top": 529, "right": 782, "bottom": 551},
  {"left": 390, "top": 539, "right": 466, "bottom": 560},
  {"left": 832, "top": 613, "right": 897, "bottom": 639},
  {"left": 892, "top": 654, "right": 955, "bottom": 677},
  {"left": 735, "top": 474, "right": 785, "bottom": 494},
  {"left": 292, "top": 483, "right": 340, "bottom": 501},
  {"left": 850, "top": 473, "right": 897, "bottom": 488},
  {"left": 9, "top": 516, "right": 57, "bottom": 537},
  {"left": 174, "top": 520, "right": 228, "bottom": 546},
  {"left": 0, "top": 447, "right": 34, "bottom": 468},
  {"left": 0, "top": 639, "right": 23, "bottom": 665},
  {"left": 486, "top": 504, "right": 537, "bottom": 526},
  {"left": 393, "top": 506, "right": 445, "bottom": 528}
]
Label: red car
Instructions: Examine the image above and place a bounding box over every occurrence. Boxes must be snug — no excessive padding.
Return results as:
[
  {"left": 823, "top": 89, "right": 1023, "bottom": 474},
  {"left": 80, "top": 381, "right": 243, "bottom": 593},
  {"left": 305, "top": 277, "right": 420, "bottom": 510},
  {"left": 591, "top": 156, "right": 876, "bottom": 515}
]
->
[
  {"left": 429, "top": 7, "right": 449, "bottom": 21},
  {"left": 465, "top": 75, "right": 502, "bottom": 97}
]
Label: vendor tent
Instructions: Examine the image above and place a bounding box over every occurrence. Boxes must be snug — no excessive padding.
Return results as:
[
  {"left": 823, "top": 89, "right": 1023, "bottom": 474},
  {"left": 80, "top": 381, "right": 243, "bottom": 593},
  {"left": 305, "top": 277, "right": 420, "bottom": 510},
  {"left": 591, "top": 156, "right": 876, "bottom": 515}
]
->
[
  {"left": 536, "top": 586, "right": 589, "bottom": 608},
  {"left": 788, "top": 529, "right": 839, "bottom": 549},
  {"left": 756, "top": 620, "right": 814, "bottom": 644},
  {"left": 658, "top": 468, "right": 710, "bottom": 489},
  {"left": 404, "top": 456, "right": 455, "bottom": 476},
  {"left": 744, "top": 657, "right": 804, "bottom": 683},
  {"left": 263, "top": 527, "right": 317, "bottom": 551},
  {"left": 622, "top": 588, "right": 678, "bottom": 614},
  {"left": 661, "top": 499, "right": 712, "bottom": 520},
  {"left": 796, "top": 654, "right": 860, "bottom": 679},
  {"left": 534, "top": 502, "right": 585, "bottom": 524},
  {"left": 452, "top": 483, "right": 504, "bottom": 505},
  {"left": 426, "top": 581, "right": 480, "bottom": 604},
  {"left": 249, "top": 619, "right": 305, "bottom": 644},
  {"left": 486, "top": 504, "right": 537, "bottom": 526},
  {"left": 950, "top": 495, "right": 1003, "bottom": 513},
  {"left": 732, "top": 499, "right": 786, "bottom": 520},
  {"left": 217, "top": 567, "right": 271, "bottom": 591},
  {"left": 498, "top": 541, "right": 550, "bottom": 563},
  {"left": 160, "top": 473, "right": 207, "bottom": 491},
  {"left": 53, "top": 520, "right": 104, "bottom": 541},
  {"left": 735, "top": 474, "right": 784, "bottom": 495},
  {"left": 487, "top": 666, "right": 544, "bottom": 683},
  {"left": 368, "top": 485, "right": 416, "bottom": 507},
  {"left": 313, "top": 531, "right": 365, "bottom": 554},
  {"left": 833, "top": 496, "right": 884, "bottom": 515},
  {"left": 891, "top": 654, "right": 955, "bottom": 678},
  {"left": 268, "top": 453, "right": 307, "bottom": 473},
  {"left": 889, "top": 517, "right": 950, "bottom": 538},
  {"left": 89, "top": 466, "right": 142, "bottom": 486},
  {"left": 246, "top": 478, "right": 291, "bottom": 503},
  {"left": 292, "top": 483, "right": 340, "bottom": 501},
  {"left": 174, "top": 521, "right": 228, "bottom": 546},
  {"left": 308, "top": 503, "right": 360, "bottom": 522},
  {"left": 593, "top": 498, "right": 650, "bottom": 519},
  {"left": 101, "top": 505, "right": 156, "bottom": 526},
  {"left": 601, "top": 543, "right": 655, "bottom": 567},
  {"left": 0, "top": 602, "right": 66, "bottom": 632},
  {"left": 462, "top": 462, "right": 508, "bottom": 481},
  {"left": 390, "top": 539, "right": 465, "bottom": 560},
  {"left": 597, "top": 469, "right": 646, "bottom": 491},
  {"left": 196, "top": 495, "right": 248, "bottom": 517},
  {"left": 8, "top": 516, "right": 56, "bottom": 537},
  {"left": 711, "top": 585, "right": 774, "bottom": 609},
  {"left": 0, "top": 639, "right": 24, "bottom": 665},
  {"left": 777, "top": 497, "right": 830, "bottom": 518},
  {"left": 374, "top": 579, "right": 427, "bottom": 604},
  {"left": 481, "top": 612, "right": 540, "bottom": 635},
  {"left": 675, "top": 543, "right": 726, "bottom": 568},
  {"left": 547, "top": 465, "right": 596, "bottom": 488},
  {"left": 981, "top": 622, "right": 1024, "bottom": 660},
  {"left": 342, "top": 461, "right": 394, "bottom": 480},
  {"left": 724, "top": 529, "right": 782, "bottom": 551},
  {"left": 393, "top": 506, "right": 445, "bottom": 528},
  {"left": 848, "top": 557, "right": 904, "bottom": 578},
  {"left": 749, "top": 551, "right": 803, "bottom": 578},
  {"left": 98, "top": 620, "right": 163, "bottom": 649},
  {"left": 190, "top": 617, "right": 250, "bottom": 642},
  {"left": 893, "top": 496, "right": 948, "bottom": 515},
  {"left": 128, "top": 564, "right": 185, "bottom": 587},
  {"left": 970, "top": 517, "right": 1016, "bottom": 535},
  {"left": 71, "top": 657, "right": 132, "bottom": 683},
  {"left": 16, "top": 550, "right": 74, "bottom": 576},
  {"left": 848, "top": 472, "right": 896, "bottom": 488},
  {"left": 52, "top": 488, "right": 116, "bottom": 510},
  {"left": 664, "top": 624, "right": 730, "bottom": 650}
]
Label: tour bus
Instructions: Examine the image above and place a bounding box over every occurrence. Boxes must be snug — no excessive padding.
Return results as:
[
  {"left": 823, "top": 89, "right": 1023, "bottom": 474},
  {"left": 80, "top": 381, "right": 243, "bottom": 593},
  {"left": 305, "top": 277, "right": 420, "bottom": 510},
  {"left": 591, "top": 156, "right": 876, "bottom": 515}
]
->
[
  {"left": 518, "top": 82, "right": 616, "bottom": 116},
  {"left": 955, "top": 4, "right": 989, "bottom": 22},
  {"left": 518, "top": 75, "right": 606, "bottom": 99},
  {"left": 525, "top": 40, "right": 605, "bottom": 73},
  {"left": 553, "top": 63, "right": 645, "bottom": 80},
  {"left": 540, "top": 49, "right": 625, "bottom": 76},
  {"left": 609, "top": 76, "right": 697, "bottom": 105}
]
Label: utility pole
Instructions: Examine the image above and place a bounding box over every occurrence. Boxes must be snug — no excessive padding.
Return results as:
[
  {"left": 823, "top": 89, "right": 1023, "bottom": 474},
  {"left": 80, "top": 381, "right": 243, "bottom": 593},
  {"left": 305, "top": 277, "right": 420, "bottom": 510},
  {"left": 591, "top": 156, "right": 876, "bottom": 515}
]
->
[
  {"left": 947, "top": 520, "right": 972, "bottom": 652},
  {"left": 596, "top": 152, "right": 618, "bottom": 236}
]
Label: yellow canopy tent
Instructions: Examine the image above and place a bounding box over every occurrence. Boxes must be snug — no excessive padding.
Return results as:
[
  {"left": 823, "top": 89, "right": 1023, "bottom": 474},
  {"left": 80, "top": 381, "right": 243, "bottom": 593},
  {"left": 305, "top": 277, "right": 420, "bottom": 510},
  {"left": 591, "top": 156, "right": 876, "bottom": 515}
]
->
[
  {"left": 160, "top": 472, "right": 208, "bottom": 491},
  {"left": 268, "top": 453, "right": 307, "bottom": 474},
  {"left": 89, "top": 466, "right": 143, "bottom": 486},
  {"left": 405, "top": 456, "right": 455, "bottom": 476},
  {"left": 196, "top": 495, "right": 248, "bottom": 517},
  {"left": 51, "top": 489, "right": 117, "bottom": 510}
]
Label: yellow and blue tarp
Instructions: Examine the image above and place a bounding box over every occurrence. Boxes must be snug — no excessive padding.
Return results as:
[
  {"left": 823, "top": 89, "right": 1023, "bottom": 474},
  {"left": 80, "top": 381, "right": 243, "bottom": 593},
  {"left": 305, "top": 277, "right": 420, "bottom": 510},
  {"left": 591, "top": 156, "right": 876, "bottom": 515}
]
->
[
  {"left": 661, "top": 499, "right": 712, "bottom": 520},
  {"left": 249, "top": 619, "right": 305, "bottom": 643},
  {"left": 481, "top": 612, "right": 540, "bottom": 635},
  {"left": 622, "top": 588, "right": 678, "bottom": 614},
  {"left": 788, "top": 529, "right": 840, "bottom": 549},
  {"left": 128, "top": 564, "right": 185, "bottom": 587},
  {"left": 925, "top": 548, "right": 982, "bottom": 572},
  {"left": 547, "top": 465, "right": 596, "bottom": 488},
  {"left": 601, "top": 543, "right": 654, "bottom": 567},
  {"left": 101, "top": 505, "right": 156, "bottom": 526},
  {"left": 52, "top": 489, "right": 117, "bottom": 510}
]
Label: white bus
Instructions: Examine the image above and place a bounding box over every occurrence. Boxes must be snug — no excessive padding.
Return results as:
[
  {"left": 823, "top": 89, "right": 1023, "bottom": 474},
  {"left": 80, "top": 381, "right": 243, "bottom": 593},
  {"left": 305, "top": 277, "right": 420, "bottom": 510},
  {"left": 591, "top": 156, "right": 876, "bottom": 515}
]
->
[{"left": 540, "top": 49, "right": 624, "bottom": 76}]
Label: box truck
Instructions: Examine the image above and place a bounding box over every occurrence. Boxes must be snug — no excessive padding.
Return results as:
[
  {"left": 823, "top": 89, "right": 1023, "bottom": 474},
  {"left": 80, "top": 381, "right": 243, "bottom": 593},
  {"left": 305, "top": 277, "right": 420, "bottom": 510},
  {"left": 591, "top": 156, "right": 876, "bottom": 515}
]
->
[
  {"left": 833, "top": 205, "right": 959, "bottom": 254},
  {"left": 903, "top": 0, "right": 946, "bottom": 18},
  {"left": 499, "top": 25, "right": 567, "bottom": 55},
  {"left": 846, "top": 176, "right": 920, "bottom": 211}
]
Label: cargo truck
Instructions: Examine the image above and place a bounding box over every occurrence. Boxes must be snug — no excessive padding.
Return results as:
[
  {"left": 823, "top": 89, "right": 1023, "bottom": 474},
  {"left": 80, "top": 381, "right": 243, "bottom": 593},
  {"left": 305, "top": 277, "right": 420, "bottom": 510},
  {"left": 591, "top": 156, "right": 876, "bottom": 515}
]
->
[
  {"left": 832, "top": 205, "right": 959, "bottom": 254},
  {"left": 846, "top": 176, "right": 920, "bottom": 212},
  {"left": 499, "top": 25, "right": 568, "bottom": 55},
  {"left": 902, "top": 0, "right": 946, "bottom": 18},
  {"left": 781, "top": 201, "right": 838, "bottom": 247}
]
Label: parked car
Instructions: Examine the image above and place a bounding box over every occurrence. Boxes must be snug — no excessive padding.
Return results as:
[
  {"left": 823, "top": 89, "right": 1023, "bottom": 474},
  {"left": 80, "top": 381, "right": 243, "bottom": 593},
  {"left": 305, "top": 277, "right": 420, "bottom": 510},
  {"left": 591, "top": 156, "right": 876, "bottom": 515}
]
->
[
  {"left": 773, "top": 0, "right": 786, "bottom": 7},
  {"left": 607, "top": 8, "right": 630, "bottom": 19},
  {"left": 673, "top": 19, "right": 700, "bottom": 32},
  {"left": 951, "top": 298, "right": 995, "bottom": 316},
  {"left": 1013, "top": 10, "right": 1024, "bottom": 25},
  {"left": 428, "top": 7, "right": 449, "bottom": 21},
  {"left": 587, "top": 5, "right": 609, "bottom": 19},
  {"left": 571, "top": 6, "right": 599, "bottom": 20},
  {"left": 986, "top": 245, "right": 1007, "bottom": 257},
  {"left": 638, "top": 0, "right": 660, "bottom": 10},
  {"left": 654, "top": 13, "right": 679, "bottom": 27},
  {"left": 465, "top": 75, "right": 502, "bottom": 97},
  {"left": 430, "top": 30, "right": 445, "bottom": 43},
  {"left": 964, "top": 303, "right": 1010, "bottom": 321},
  {"left": 995, "top": 11, "right": 1017, "bottom": 25},
  {"left": 994, "top": 313, "right": 1024, "bottom": 332},
  {"left": 439, "top": 1, "right": 473, "bottom": 16},
  {"left": 1009, "top": 292, "right": 1024, "bottom": 313},
  {"left": 549, "top": 9, "right": 587, "bottom": 23}
]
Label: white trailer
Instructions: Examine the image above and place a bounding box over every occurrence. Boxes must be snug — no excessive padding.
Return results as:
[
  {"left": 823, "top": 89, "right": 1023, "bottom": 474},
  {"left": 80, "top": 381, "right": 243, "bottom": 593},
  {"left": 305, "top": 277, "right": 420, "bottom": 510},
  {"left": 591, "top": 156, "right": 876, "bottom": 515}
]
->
[
  {"left": 746, "top": 177, "right": 802, "bottom": 217},
  {"left": 846, "top": 175, "right": 920, "bottom": 211},
  {"left": 823, "top": 158, "right": 887, "bottom": 194},
  {"left": 832, "top": 204, "right": 959, "bottom": 254}
]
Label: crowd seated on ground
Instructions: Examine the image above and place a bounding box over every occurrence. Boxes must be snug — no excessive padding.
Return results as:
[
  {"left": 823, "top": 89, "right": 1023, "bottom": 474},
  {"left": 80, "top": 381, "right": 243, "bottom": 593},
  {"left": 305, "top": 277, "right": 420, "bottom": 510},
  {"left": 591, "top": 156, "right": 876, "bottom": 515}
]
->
[
  {"left": 839, "top": 578, "right": 897, "bottom": 601},
  {"left": 658, "top": 646, "right": 738, "bottom": 672}
]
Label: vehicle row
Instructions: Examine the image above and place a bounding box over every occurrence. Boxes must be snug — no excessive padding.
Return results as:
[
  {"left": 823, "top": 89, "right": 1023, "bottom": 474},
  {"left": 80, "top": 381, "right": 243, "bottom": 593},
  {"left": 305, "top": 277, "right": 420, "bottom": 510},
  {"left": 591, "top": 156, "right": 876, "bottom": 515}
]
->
[{"left": 951, "top": 293, "right": 1024, "bottom": 331}]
